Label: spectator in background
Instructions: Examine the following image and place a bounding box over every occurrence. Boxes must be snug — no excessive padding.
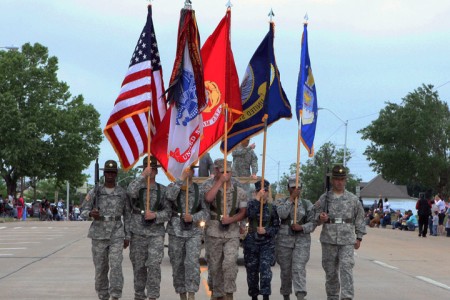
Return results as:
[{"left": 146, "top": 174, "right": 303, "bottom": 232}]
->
[
  {"left": 430, "top": 199, "right": 438, "bottom": 235},
  {"left": 383, "top": 198, "right": 390, "bottom": 213},
  {"left": 392, "top": 210, "right": 404, "bottom": 229},
  {"left": 445, "top": 206, "right": 450, "bottom": 237},
  {"left": 199, "top": 152, "right": 215, "bottom": 177},
  {"left": 377, "top": 196, "right": 383, "bottom": 211},
  {"left": 380, "top": 211, "right": 391, "bottom": 228},
  {"left": 73, "top": 205, "right": 81, "bottom": 221},
  {"left": 435, "top": 195, "right": 446, "bottom": 236},
  {"left": 431, "top": 211, "right": 439, "bottom": 236},
  {"left": 369, "top": 209, "right": 381, "bottom": 228},
  {"left": 404, "top": 210, "right": 417, "bottom": 231},
  {"left": 416, "top": 193, "right": 431, "bottom": 237},
  {"left": 16, "top": 194, "right": 24, "bottom": 221}
]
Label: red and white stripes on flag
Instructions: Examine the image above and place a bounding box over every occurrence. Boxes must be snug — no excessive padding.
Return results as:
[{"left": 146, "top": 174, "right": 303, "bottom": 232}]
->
[{"left": 104, "top": 5, "right": 166, "bottom": 170}]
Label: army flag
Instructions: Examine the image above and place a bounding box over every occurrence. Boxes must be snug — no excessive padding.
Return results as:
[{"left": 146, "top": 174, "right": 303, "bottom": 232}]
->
[
  {"left": 104, "top": 5, "right": 166, "bottom": 170},
  {"left": 200, "top": 9, "right": 242, "bottom": 155},
  {"left": 221, "top": 22, "right": 292, "bottom": 152},
  {"left": 296, "top": 23, "right": 318, "bottom": 157},
  {"left": 151, "top": 8, "right": 206, "bottom": 181}
]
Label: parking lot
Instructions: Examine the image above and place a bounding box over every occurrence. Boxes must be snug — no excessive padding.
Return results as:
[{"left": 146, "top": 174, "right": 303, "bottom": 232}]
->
[{"left": 0, "top": 220, "right": 449, "bottom": 299}]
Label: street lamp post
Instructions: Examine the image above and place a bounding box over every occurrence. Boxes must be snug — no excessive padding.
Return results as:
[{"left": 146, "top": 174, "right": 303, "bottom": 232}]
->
[{"left": 318, "top": 107, "right": 348, "bottom": 167}]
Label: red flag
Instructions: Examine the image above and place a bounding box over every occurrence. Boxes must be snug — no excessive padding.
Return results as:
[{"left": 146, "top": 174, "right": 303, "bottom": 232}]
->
[
  {"left": 199, "top": 9, "right": 242, "bottom": 155},
  {"left": 151, "top": 8, "right": 205, "bottom": 181},
  {"left": 104, "top": 6, "right": 166, "bottom": 170}
]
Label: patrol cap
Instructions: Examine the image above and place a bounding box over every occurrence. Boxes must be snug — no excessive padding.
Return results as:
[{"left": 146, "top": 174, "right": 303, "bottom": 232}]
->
[
  {"left": 104, "top": 160, "right": 118, "bottom": 172},
  {"left": 288, "top": 175, "right": 301, "bottom": 188},
  {"left": 214, "top": 159, "right": 232, "bottom": 172},
  {"left": 142, "top": 156, "right": 160, "bottom": 169},
  {"left": 255, "top": 179, "right": 270, "bottom": 191},
  {"left": 331, "top": 165, "right": 347, "bottom": 178}
]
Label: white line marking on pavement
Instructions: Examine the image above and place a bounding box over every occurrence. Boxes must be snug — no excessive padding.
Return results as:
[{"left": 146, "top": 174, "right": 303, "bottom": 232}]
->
[
  {"left": 416, "top": 276, "right": 450, "bottom": 290},
  {"left": 0, "top": 254, "right": 13, "bottom": 256},
  {"left": 0, "top": 242, "right": 40, "bottom": 244},
  {"left": 0, "top": 248, "right": 26, "bottom": 250},
  {"left": 0, "top": 227, "right": 6, "bottom": 230},
  {"left": 13, "top": 227, "right": 22, "bottom": 229},
  {"left": 373, "top": 260, "right": 399, "bottom": 270}
]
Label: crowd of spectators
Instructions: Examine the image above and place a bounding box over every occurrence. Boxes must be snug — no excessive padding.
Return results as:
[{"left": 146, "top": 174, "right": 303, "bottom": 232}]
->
[
  {"left": 0, "top": 194, "right": 83, "bottom": 221},
  {"left": 364, "top": 193, "right": 450, "bottom": 237}
]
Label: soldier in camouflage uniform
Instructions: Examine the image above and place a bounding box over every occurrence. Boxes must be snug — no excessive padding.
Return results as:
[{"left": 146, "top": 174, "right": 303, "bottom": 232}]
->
[
  {"left": 232, "top": 138, "right": 258, "bottom": 197},
  {"left": 81, "top": 160, "right": 130, "bottom": 300},
  {"left": 127, "top": 156, "right": 170, "bottom": 300},
  {"left": 165, "top": 166, "right": 210, "bottom": 300},
  {"left": 202, "top": 159, "right": 248, "bottom": 300},
  {"left": 315, "top": 165, "right": 366, "bottom": 300},
  {"left": 275, "top": 176, "right": 316, "bottom": 300},
  {"left": 244, "top": 179, "right": 280, "bottom": 300}
]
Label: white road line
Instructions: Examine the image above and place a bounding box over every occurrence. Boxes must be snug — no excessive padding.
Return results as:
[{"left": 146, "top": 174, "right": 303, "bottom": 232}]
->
[
  {"left": 0, "top": 242, "right": 40, "bottom": 244},
  {"left": 0, "top": 254, "right": 13, "bottom": 256},
  {"left": 0, "top": 247, "right": 26, "bottom": 250},
  {"left": 0, "top": 227, "right": 6, "bottom": 230},
  {"left": 373, "top": 260, "right": 399, "bottom": 270},
  {"left": 416, "top": 276, "right": 450, "bottom": 290}
]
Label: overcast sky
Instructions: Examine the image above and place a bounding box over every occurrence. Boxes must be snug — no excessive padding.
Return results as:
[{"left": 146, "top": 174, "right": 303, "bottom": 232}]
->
[{"left": 2, "top": 0, "right": 450, "bottom": 187}]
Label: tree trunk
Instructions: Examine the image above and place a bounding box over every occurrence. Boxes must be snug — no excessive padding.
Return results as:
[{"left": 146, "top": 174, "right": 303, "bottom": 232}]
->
[{"left": 3, "top": 175, "right": 18, "bottom": 197}]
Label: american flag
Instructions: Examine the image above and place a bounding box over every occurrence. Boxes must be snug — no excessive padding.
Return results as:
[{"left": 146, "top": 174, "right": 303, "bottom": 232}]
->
[{"left": 104, "top": 5, "right": 166, "bottom": 170}]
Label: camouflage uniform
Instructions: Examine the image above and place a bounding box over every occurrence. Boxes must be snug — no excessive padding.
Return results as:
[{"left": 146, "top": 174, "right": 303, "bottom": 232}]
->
[
  {"left": 275, "top": 196, "right": 316, "bottom": 299},
  {"left": 127, "top": 176, "right": 170, "bottom": 300},
  {"left": 202, "top": 177, "right": 248, "bottom": 299},
  {"left": 81, "top": 185, "right": 130, "bottom": 300},
  {"left": 315, "top": 190, "right": 366, "bottom": 300},
  {"left": 244, "top": 199, "right": 280, "bottom": 298},
  {"left": 165, "top": 179, "right": 209, "bottom": 296},
  {"left": 232, "top": 144, "right": 258, "bottom": 197}
]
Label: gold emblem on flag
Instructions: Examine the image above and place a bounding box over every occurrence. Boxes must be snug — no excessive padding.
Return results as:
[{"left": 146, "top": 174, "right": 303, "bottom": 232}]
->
[{"left": 204, "top": 81, "right": 221, "bottom": 113}]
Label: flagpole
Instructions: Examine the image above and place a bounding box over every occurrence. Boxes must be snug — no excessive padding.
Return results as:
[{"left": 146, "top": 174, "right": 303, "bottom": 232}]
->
[
  {"left": 294, "top": 110, "right": 302, "bottom": 225},
  {"left": 185, "top": 175, "right": 189, "bottom": 218},
  {"left": 146, "top": 110, "right": 152, "bottom": 213},
  {"left": 259, "top": 114, "right": 268, "bottom": 228},
  {"left": 223, "top": 104, "right": 229, "bottom": 218}
]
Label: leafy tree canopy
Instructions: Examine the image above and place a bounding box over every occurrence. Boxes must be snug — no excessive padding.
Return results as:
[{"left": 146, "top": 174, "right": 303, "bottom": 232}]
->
[
  {"left": 0, "top": 43, "right": 102, "bottom": 195},
  {"left": 278, "top": 142, "right": 361, "bottom": 202},
  {"left": 358, "top": 84, "right": 450, "bottom": 195}
]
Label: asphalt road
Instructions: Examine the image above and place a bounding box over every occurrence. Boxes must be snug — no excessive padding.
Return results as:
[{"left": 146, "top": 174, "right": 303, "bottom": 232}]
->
[{"left": 0, "top": 220, "right": 449, "bottom": 299}]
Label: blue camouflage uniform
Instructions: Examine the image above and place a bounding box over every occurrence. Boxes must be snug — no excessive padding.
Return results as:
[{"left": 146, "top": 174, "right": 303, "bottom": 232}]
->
[{"left": 244, "top": 199, "right": 280, "bottom": 298}]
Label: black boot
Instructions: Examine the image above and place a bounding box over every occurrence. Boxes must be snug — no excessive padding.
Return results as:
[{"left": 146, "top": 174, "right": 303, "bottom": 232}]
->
[
  {"left": 251, "top": 297, "right": 258, "bottom": 300},
  {"left": 263, "top": 296, "right": 269, "bottom": 300}
]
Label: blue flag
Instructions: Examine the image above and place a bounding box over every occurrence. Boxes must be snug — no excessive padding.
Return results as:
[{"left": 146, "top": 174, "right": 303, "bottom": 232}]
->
[
  {"left": 296, "top": 23, "right": 318, "bottom": 157},
  {"left": 221, "top": 23, "right": 292, "bottom": 152}
]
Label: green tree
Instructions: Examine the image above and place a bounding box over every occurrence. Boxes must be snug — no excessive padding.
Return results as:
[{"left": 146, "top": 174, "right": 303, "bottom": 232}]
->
[
  {"left": 278, "top": 142, "right": 360, "bottom": 202},
  {"left": 0, "top": 43, "right": 102, "bottom": 196},
  {"left": 358, "top": 84, "right": 450, "bottom": 195}
]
